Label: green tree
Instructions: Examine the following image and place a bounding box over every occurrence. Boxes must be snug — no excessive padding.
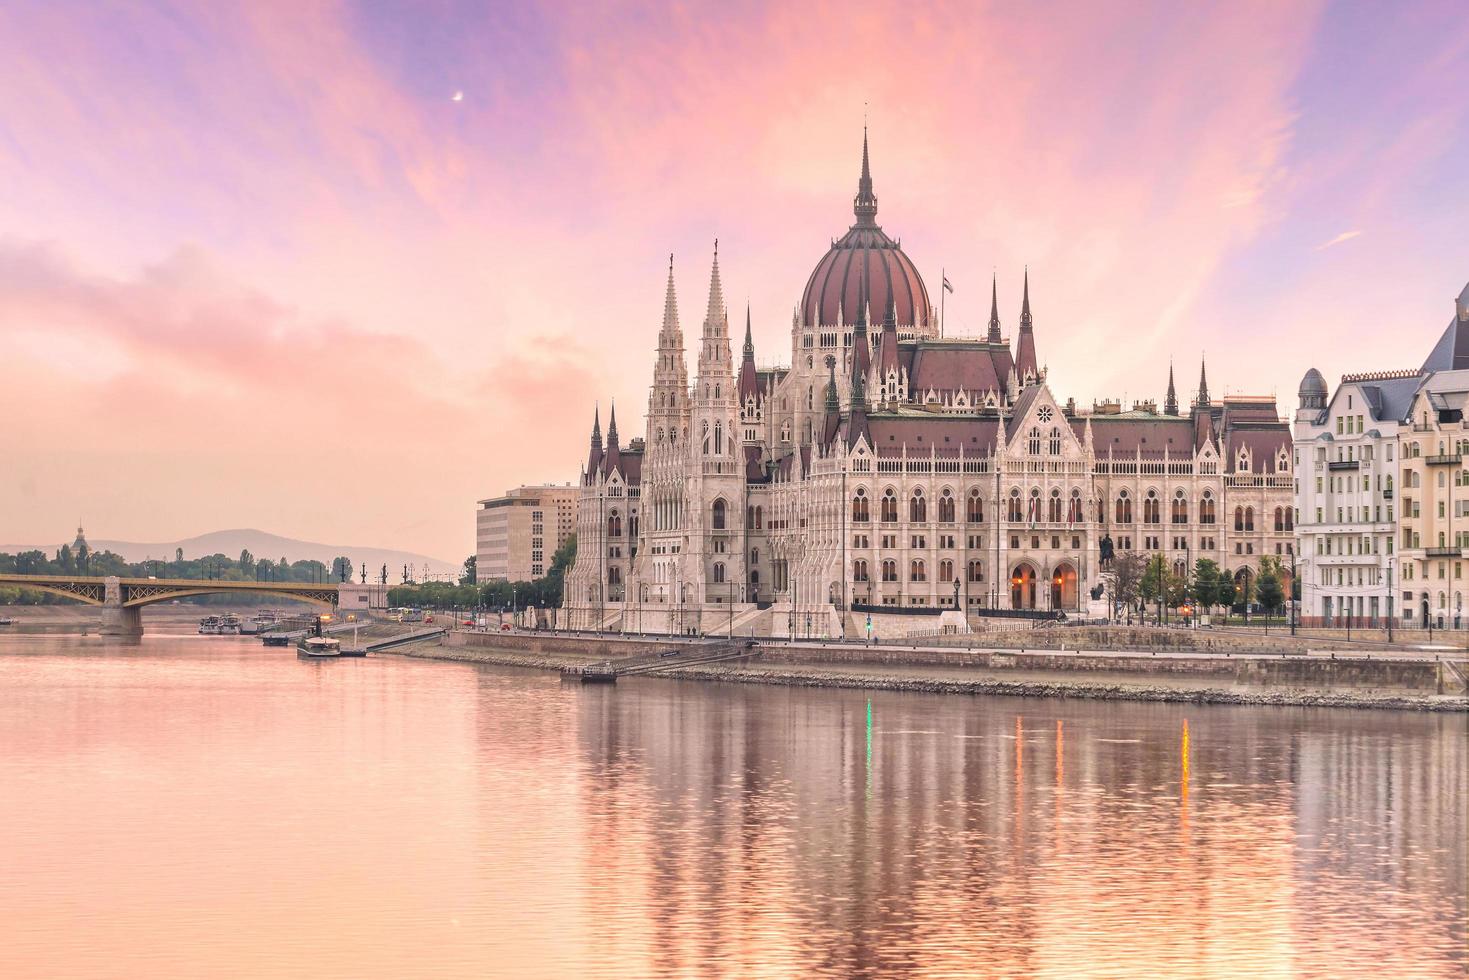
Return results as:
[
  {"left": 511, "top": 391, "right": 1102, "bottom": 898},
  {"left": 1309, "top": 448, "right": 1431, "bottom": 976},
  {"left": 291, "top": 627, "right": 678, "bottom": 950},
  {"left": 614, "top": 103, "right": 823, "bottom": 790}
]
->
[
  {"left": 1109, "top": 550, "right": 1147, "bottom": 620},
  {"left": 1191, "top": 558, "right": 1221, "bottom": 614},
  {"left": 239, "top": 549, "right": 255, "bottom": 577},
  {"left": 1257, "top": 557, "right": 1284, "bottom": 617},
  {"left": 331, "top": 556, "right": 353, "bottom": 582},
  {"left": 1140, "top": 554, "right": 1169, "bottom": 615},
  {"left": 1217, "top": 574, "right": 1238, "bottom": 617},
  {"left": 461, "top": 555, "right": 477, "bottom": 586}
]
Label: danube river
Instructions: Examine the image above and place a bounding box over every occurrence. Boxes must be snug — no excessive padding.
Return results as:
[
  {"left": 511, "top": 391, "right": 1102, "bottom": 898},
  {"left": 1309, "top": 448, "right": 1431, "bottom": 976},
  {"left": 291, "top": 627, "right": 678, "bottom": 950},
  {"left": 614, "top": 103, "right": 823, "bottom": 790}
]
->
[{"left": 1, "top": 634, "right": 1464, "bottom": 978}]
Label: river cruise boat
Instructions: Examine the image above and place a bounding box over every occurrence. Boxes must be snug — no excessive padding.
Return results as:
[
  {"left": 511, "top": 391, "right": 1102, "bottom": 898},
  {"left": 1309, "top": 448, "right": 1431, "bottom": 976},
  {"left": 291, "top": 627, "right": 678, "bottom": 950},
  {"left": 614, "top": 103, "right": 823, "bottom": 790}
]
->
[
  {"left": 261, "top": 634, "right": 292, "bottom": 647},
  {"left": 297, "top": 636, "right": 343, "bottom": 657},
  {"left": 0, "top": 615, "right": 14, "bottom": 626},
  {"left": 219, "top": 614, "right": 242, "bottom": 635},
  {"left": 197, "top": 616, "right": 222, "bottom": 635}
]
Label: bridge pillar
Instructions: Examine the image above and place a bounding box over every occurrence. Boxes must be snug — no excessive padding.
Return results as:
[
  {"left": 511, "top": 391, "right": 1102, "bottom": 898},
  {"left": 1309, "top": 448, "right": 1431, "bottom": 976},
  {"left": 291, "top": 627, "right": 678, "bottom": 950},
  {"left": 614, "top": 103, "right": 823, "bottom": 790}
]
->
[{"left": 98, "top": 576, "right": 143, "bottom": 637}]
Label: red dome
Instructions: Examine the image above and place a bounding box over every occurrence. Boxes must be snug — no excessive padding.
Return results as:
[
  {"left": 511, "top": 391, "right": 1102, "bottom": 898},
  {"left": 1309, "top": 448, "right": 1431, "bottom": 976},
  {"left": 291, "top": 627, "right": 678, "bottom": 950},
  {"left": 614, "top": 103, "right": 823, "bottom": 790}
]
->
[
  {"left": 801, "top": 225, "right": 931, "bottom": 328},
  {"left": 799, "top": 131, "right": 931, "bottom": 328}
]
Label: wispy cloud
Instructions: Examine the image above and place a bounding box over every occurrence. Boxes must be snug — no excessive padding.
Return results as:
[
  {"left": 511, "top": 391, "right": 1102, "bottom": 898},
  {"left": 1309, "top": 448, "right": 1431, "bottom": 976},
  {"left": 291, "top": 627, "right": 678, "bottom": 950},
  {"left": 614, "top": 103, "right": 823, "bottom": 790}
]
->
[{"left": 1313, "top": 229, "right": 1363, "bottom": 251}]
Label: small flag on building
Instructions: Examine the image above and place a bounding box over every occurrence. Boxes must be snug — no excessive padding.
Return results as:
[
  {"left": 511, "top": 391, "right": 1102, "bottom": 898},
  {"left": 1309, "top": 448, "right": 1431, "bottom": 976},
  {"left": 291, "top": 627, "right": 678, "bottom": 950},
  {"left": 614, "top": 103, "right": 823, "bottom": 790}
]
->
[{"left": 943, "top": 275, "right": 954, "bottom": 294}]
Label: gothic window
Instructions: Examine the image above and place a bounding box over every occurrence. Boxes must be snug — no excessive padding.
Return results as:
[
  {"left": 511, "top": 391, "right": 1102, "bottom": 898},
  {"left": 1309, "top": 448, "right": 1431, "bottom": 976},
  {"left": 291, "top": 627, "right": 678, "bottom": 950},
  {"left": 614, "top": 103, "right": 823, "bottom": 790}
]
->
[
  {"left": 1047, "top": 489, "right": 1062, "bottom": 523},
  {"left": 881, "top": 489, "right": 898, "bottom": 523},
  {"left": 1048, "top": 427, "right": 1062, "bottom": 455},
  {"left": 712, "top": 498, "right": 727, "bottom": 530},
  {"left": 781, "top": 420, "right": 792, "bottom": 443},
  {"left": 910, "top": 559, "right": 927, "bottom": 582},
  {"left": 1273, "top": 507, "right": 1285, "bottom": 532},
  {"left": 1008, "top": 489, "right": 1023, "bottom": 522},
  {"left": 629, "top": 514, "right": 638, "bottom": 538},
  {"left": 938, "top": 559, "right": 954, "bottom": 583},
  {"left": 755, "top": 506, "right": 763, "bottom": 528},
  {"left": 714, "top": 421, "right": 723, "bottom": 455},
  {"left": 967, "top": 489, "right": 984, "bottom": 523},
  {"left": 1234, "top": 505, "right": 1244, "bottom": 531},
  {"left": 1200, "top": 491, "right": 1216, "bottom": 524},
  {"left": 1028, "top": 426, "right": 1041, "bottom": 455},
  {"left": 1245, "top": 506, "right": 1254, "bottom": 531},
  {"left": 608, "top": 567, "right": 621, "bottom": 585},
  {"left": 1172, "top": 490, "right": 1188, "bottom": 524},
  {"left": 910, "top": 488, "right": 927, "bottom": 523},
  {"left": 881, "top": 559, "right": 898, "bottom": 582},
  {"left": 1116, "top": 490, "right": 1133, "bottom": 524},
  {"left": 713, "top": 562, "right": 725, "bottom": 584},
  {"left": 853, "top": 559, "right": 869, "bottom": 582},
  {"left": 1068, "top": 490, "right": 1083, "bottom": 523},
  {"left": 1285, "top": 507, "right": 1293, "bottom": 531},
  {"left": 750, "top": 548, "right": 759, "bottom": 565},
  {"left": 702, "top": 421, "right": 710, "bottom": 455},
  {"left": 807, "top": 387, "right": 814, "bottom": 410},
  {"left": 1143, "top": 489, "right": 1160, "bottom": 524},
  {"left": 852, "top": 488, "right": 870, "bottom": 523},
  {"left": 938, "top": 489, "right": 955, "bottom": 523},
  {"left": 608, "top": 510, "right": 622, "bottom": 537},
  {"left": 967, "top": 560, "right": 985, "bottom": 583}
]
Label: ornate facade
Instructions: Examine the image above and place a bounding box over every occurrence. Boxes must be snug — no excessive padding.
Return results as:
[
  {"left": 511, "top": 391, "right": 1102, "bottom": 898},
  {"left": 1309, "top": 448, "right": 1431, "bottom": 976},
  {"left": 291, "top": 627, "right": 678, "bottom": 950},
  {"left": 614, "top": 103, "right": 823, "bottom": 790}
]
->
[{"left": 565, "top": 135, "right": 1294, "bottom": 634}]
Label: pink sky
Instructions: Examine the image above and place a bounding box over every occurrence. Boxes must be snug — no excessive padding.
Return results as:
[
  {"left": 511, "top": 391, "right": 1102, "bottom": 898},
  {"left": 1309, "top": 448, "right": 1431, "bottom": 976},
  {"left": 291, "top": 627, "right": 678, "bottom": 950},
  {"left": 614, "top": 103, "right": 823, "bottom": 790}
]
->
[{"left": 2, "top": 2, "right": 1466, "bottom": 561}]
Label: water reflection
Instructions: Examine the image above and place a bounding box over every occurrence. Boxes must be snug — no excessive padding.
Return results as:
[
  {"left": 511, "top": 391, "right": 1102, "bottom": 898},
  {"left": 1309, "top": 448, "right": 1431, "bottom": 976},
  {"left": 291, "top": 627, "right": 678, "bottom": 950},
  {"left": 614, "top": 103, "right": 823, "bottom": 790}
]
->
[{"left": 0, "top": 636, "right": 1462, "bottom": 978}]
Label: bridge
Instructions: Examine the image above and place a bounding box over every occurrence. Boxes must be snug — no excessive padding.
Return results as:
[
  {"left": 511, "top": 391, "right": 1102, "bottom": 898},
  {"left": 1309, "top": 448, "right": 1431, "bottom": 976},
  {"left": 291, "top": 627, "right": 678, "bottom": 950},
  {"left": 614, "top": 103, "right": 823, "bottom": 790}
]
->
[{"left": 0, "top": 573, "right": 341, "bottom": 637}]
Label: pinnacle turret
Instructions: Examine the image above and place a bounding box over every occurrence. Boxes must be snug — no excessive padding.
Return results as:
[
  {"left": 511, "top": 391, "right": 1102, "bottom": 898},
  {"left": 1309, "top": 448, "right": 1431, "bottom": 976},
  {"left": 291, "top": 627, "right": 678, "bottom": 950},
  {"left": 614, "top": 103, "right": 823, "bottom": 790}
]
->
[
  {"left": 1015, "top": 269, "right": 1038, "bottom": 383},
  {"left": 853, "top": 125, "right": 878, "bottom": 226},
  {"left": 987, "top": 275, "right": 1001, "bottom": 343},
  {"left": 704, "top": 239, "right": 725, "bottom": 333},
  {"left": 1165, "top": 363, "right": 1179, "bottom": 415},
  {"left": 1197, "top": 357, "right": 1211, "bottom": 407}
]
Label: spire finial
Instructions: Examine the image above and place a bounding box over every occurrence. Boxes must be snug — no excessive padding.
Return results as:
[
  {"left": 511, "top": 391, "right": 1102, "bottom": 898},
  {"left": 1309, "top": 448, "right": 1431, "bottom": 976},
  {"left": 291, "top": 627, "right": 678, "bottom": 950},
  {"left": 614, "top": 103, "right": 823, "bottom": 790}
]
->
[
  {"left": 1165, "top": 361, "right": 1179, "bottom": 416},
  {"left": 704, "top": 239, "right": 725, "bottom": 328},
  {"left": 854, "top": 119, "right": 877, "bottom": 225},
  {"left": 1020, "top": 266, "right": 1032, "bottom": 326},
  {"left": 743, "top": 304, "right": 753, "bottom": 354},
  {"left": 987, "top": 274, "right": 1001, "bottom": 343},
  {"left": 1197, "top": 355, "right": 1211, "bottom": 406}
]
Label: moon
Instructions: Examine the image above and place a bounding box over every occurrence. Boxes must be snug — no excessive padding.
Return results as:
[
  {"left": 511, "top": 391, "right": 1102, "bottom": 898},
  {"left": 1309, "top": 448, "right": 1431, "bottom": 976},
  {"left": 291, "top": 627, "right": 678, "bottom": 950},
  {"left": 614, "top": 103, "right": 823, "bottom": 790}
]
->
[{"left": 451, "top": 91, "right": 464, "bottom": 102}]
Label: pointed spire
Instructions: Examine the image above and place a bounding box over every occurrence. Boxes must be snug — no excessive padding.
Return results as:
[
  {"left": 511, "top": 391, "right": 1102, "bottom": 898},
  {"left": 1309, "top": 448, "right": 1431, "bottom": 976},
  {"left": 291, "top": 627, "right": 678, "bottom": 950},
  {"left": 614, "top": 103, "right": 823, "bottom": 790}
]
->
[
  {"left": 1197, "top": 357, "right": 1211, "bottom": 407},
  {"left": 850, "top": 253, "right": 871, "bottom": 399},
  {"left": 586, "top": 404, "right": 603, "bottom": 480},
  {"left": 1165, "top": 362, "right": 1179, "bottom": 415},
  {"left": 1015, "top": 270, "right": 1038, "bottom": 382},
  {"left": 853, "top": 123, "right": 878, "bottom": 226},
  {"left": 742, "top": 304, "right": 753, "bottom": 355},
  {"left": 738, "top": 304, "right": 760, "bottom": 406},
  {"left": 602, "top": 401, "right": 621, "bottom": 477},
  {"left": 987, "top": 275, "right": 1001, "bottom": 343},
  {"left": 1020, "top": 267, "right": 1032, "bottom": 329},
  {"left": 704, "top": 239, "right": 725, "bottom": 330},
  {"left": 661, "top": 253, "right": 679, "bottom": 337},
  {"left": 824, "top": 355, "right": 840, "bottom": 413}
]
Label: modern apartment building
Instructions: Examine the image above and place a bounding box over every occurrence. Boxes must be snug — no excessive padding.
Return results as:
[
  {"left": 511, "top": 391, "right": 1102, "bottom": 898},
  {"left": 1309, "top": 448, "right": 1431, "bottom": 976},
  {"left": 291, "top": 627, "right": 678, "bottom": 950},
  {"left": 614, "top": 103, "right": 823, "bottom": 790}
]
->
[{"left": 475, "top": 485, "right": 578, "bottom": 582}]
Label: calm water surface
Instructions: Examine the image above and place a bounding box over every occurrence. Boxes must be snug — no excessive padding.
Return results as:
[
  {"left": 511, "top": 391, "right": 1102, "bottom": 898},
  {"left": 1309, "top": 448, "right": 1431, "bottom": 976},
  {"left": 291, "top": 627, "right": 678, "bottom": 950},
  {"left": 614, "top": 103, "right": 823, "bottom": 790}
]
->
[{"left": 1, "top": 633, "right": 1464, "bottom": 978}]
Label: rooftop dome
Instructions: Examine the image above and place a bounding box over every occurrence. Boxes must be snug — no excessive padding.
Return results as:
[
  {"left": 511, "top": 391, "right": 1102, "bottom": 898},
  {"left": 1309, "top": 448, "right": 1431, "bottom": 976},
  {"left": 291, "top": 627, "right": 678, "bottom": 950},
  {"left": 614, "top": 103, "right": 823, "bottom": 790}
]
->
[
  {"left": 799, "top": 131, "right": 931, "bottom": 328},
  {"left": 1299, "top": 367, "right": 1328, "bottom": 409}
]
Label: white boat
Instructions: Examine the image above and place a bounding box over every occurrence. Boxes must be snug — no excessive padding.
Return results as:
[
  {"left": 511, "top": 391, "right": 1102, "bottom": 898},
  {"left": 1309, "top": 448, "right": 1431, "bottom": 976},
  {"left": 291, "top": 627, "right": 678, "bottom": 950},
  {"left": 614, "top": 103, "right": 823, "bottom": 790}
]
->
[
  {"left": 219, "top": 614, "right": 242, "bottom": 635},
  {"left": 198, "top": 616, "right": 222, "bottom": 635},
  {"left": 298, "top": 636, "right": 342, "bottom": 657},
  {"left": 0, "top": 615, "right": 14, "bottom": 626}
]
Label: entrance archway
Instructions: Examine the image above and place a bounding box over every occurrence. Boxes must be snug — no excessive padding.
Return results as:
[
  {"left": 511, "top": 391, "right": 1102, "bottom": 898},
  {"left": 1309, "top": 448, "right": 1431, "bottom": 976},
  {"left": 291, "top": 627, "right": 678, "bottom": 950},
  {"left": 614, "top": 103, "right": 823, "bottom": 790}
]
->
[
  {"left": 1011, "top": 563, "right": 1037, "bottom": 610},
  {"left": 1051, "top": 562, "right": 1077, "bottom": 611}
]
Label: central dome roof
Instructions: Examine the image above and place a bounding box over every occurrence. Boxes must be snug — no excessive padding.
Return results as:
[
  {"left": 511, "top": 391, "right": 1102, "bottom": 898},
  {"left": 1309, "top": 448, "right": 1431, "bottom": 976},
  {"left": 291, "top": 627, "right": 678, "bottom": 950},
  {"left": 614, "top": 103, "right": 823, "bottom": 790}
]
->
[{"left": 800, "top": 133, "right": 931, "bottom": 328}]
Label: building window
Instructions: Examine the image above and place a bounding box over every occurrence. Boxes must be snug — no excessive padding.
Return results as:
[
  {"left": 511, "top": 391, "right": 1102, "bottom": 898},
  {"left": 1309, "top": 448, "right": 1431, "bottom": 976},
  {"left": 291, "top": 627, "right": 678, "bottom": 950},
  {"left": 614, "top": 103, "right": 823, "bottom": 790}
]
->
[
  {"left": 910, "top": 488, "right": 927, "bottom": 523},
  {"left": 712, "top": 498, "right": 726, "bottom": 530},
  {"left": 968, "top": 490, "right": 984, "bottom": 523},
  {"left": 852, "top": 488, "right": 870, "bottom": 523},
  {"left": 910, "top": 559, "right": 927, "bottom": 582}
]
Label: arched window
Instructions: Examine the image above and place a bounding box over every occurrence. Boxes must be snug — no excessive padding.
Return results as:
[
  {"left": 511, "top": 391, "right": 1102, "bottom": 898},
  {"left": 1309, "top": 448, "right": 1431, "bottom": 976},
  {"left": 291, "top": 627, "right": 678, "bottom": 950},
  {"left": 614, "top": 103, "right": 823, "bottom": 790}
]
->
[
  {"left": 1200, "top": 492, "right": 1215, "bottom": 524},
  {"left": 1029, "top": 488, "right": 1042, "bottom": 525},
  {"left": 939, "top": 559, "right": 954, "bottom": 582},
  {"left": 702, "top": 420, "right": 710, "bottom": 455},
  {"left": 881, "top": 559, "right": 898, "bottom": 582},
  {"left": 967, "top": 489, "right": 984, "bottom": 523},
  {"left": 938, "top": 489, "right": 956, "bottom": 523},
  {"left": 712, "top": 498, "right": 726, "bottom": 530},
  {"left": 910, "top": 488, "right": 927, "bottom": 523},
  {"left": 967, "top": 560, "right": 984, "bottom": 583},
  {"left": 1048, "top": 489, "right": 1063, "bottom": 523},
  {"left": 881, "top": 489, "right": 898, "bottom": 523},
  {"left": 1008, "top": 489, "right": 1023, "bottom": 522},
  {"left": 1116, "top": 490, "right": 1132, "bottom": 524},
  {"left": 608, "top": 510, "right": 622, "bottom": 537},
  {"left": 1285, "top": 508, "right": 1294, "bottom": 531},
  {"left": 1172, "top": 490, "right": 1188, "bottom": 524},
  {"left": 608, "top": 567, "right": 621, "bottom": 585},
  {"left": 910, "top": 559, "right": 927, "bottom": 582},
  {"left": 1028, "top": 427, "right": 1042, "bottom": 455},
  {"left": 1245, "top": 506, "right": 1255, "bottom": 531},
  {"left": 1273, "top": 506, "right": 1284, "bottom": 532},
  {"left": 755, "top": 506, "right": 763, "bottom": 529},
  {"left": 853, "top": 559, "right": 869, "bottom": 582},
  {"left": 1234, "top": 506, "right": 1244, "bottom": 531},
  {"left": 1048, "top": 427, "right": 1062, "bottom": 455},
  {"left": 1143, "top": 489, "right": 1160, "bottom": 524},
  {"left": 714, "top": 421, "right": 723, "bottom": 455},
  {"left": 1068, "top": 489, "right": 1083, "bottom": 524},
  {"left": 852, "top": 488, "right": 870, "bottom": 523},
  {"left": 713, "top": 562, "right": 725, "bottom": 584}
]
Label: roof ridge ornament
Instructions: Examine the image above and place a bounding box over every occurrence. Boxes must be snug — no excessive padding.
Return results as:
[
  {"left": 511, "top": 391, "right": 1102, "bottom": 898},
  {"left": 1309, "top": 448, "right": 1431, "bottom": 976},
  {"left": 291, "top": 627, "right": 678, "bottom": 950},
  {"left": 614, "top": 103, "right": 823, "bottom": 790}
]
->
[{"left": 854, "top": 123, "right": 878, "bottom": 226}]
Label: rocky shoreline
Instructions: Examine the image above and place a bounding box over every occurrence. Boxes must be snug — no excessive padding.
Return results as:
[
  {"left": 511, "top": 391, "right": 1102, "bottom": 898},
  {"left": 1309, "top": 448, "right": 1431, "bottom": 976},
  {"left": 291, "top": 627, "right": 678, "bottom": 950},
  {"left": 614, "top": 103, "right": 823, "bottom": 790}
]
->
[{"left": 386, "top": 641, "right": 1469, "bottom": 713}]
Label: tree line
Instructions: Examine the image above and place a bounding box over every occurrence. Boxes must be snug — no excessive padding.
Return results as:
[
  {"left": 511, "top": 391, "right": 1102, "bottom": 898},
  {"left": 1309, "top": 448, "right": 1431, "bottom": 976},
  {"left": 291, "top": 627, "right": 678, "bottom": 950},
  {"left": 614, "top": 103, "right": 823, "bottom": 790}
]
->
[
  {"left": 387, "top": 536, "right": 577, "bottom": 612},
  {"left": 0, "top": 546, "right": 355, "bottom": 605},
  {"left": 1106, "top": 552, "right": 1292, "bottom": 621}
]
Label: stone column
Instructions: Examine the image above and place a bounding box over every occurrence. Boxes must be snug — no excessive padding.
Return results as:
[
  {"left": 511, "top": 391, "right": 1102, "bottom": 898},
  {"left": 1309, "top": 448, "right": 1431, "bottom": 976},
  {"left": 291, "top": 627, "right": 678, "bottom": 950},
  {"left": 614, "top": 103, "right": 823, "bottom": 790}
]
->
[{"left": 99, "top": 576, "right": 143, "bottom": 637}]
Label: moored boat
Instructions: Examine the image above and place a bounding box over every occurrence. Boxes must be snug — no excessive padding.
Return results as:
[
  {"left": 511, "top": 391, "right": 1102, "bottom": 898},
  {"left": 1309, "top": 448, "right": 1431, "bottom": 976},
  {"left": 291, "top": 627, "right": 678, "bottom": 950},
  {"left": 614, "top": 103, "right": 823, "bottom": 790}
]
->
[
  {"left": 0, "top": 615, "right": 14, "bottom": 626},
  {"left": 198, "top": 616, "right": 222, "bottom": 635},
  {"left": 219, "top": 614, "right": 242, "bottom": 635},
  {"left": 297, "top": 636, "right": 342, "bottom": 657}
]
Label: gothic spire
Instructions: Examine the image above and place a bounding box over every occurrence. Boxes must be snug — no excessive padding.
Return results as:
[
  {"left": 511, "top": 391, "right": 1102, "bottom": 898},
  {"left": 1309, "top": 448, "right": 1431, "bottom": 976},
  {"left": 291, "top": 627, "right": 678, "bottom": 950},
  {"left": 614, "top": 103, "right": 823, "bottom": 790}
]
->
[
  {"left": 742, "top": 304, "right": 753, "bottom": 355},
  {"left": 585, "top": 404, "right": 603, "bottom": 480},
  {"left": 987, "top": 275, "right": 1001, "bottom": 343},
  {"left": 738, "top": 304, "right": 761, "bottom": 405},
  {"left": 1015, "top": 270, "right": 1038, "bottom": 382},
  {"left": 1165, "top": 362, "right": 1179, "bottom": 415},
  {"left": 606, "top": 401, "right": 618, "bottom": 448},
  {"left": 661, "top": 253, "right": 679, "bottom": 340},
  {"left": 1197, "top": 357, "right": 1211, "bottom": 407},
  {"left": 854, "top": 124, "right": 878, "bottom": 226},
  {"left": 704, "top": 239, "right": 725, "bottom": 330},
  {"left": 850, "top": 254, "right": 871, "bottom": 400}
]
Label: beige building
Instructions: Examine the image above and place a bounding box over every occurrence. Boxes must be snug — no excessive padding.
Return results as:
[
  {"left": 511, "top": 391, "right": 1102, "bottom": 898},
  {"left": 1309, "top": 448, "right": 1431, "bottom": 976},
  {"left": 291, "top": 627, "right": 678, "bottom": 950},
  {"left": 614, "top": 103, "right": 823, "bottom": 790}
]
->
[
  {"left": 565, "top": 136, "right": 1294, "bottom": 635},
  {"left": 476, "top": 485, "right": 577, "bottom": 582}
]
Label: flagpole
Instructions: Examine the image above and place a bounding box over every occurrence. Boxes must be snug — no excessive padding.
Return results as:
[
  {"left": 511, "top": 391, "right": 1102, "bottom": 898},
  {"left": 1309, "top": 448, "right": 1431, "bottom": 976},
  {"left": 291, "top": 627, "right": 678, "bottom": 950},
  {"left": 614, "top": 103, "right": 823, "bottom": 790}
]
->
[{"left": 940, "top": 266, "right": 945, "bottom": 338}]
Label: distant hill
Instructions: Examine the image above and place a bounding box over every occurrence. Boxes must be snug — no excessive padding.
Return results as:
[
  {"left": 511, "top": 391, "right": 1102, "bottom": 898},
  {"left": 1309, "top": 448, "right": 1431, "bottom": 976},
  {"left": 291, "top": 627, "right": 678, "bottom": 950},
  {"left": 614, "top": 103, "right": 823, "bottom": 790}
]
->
[{"left": 2, "top": 528, "right": 460, "bottom": 580}]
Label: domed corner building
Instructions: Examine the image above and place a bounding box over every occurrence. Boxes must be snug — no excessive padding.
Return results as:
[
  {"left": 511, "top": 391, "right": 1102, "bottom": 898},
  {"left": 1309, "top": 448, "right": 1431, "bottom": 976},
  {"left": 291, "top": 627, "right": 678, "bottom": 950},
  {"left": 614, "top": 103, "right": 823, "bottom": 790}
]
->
[{"left": 562, "top": 132, "right": 1296, "bottom": 636}]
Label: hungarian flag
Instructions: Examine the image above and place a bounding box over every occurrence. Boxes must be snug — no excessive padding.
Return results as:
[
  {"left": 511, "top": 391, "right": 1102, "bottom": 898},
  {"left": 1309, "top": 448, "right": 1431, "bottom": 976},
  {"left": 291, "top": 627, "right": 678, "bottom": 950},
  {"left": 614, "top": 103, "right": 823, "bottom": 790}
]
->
[{"left": 943, "top": 276, "right": 954, "bottom": 294}]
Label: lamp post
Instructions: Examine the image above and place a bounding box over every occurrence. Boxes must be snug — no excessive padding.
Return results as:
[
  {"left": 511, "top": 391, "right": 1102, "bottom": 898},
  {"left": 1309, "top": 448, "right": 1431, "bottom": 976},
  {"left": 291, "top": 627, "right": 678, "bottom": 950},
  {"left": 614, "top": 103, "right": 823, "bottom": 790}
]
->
[
  {"left": 1290, "top": 551, "right": 1298, "bottom": 637},
  {"left": 1386, "top": 559, "right": 1394, "bottom": 642}
]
